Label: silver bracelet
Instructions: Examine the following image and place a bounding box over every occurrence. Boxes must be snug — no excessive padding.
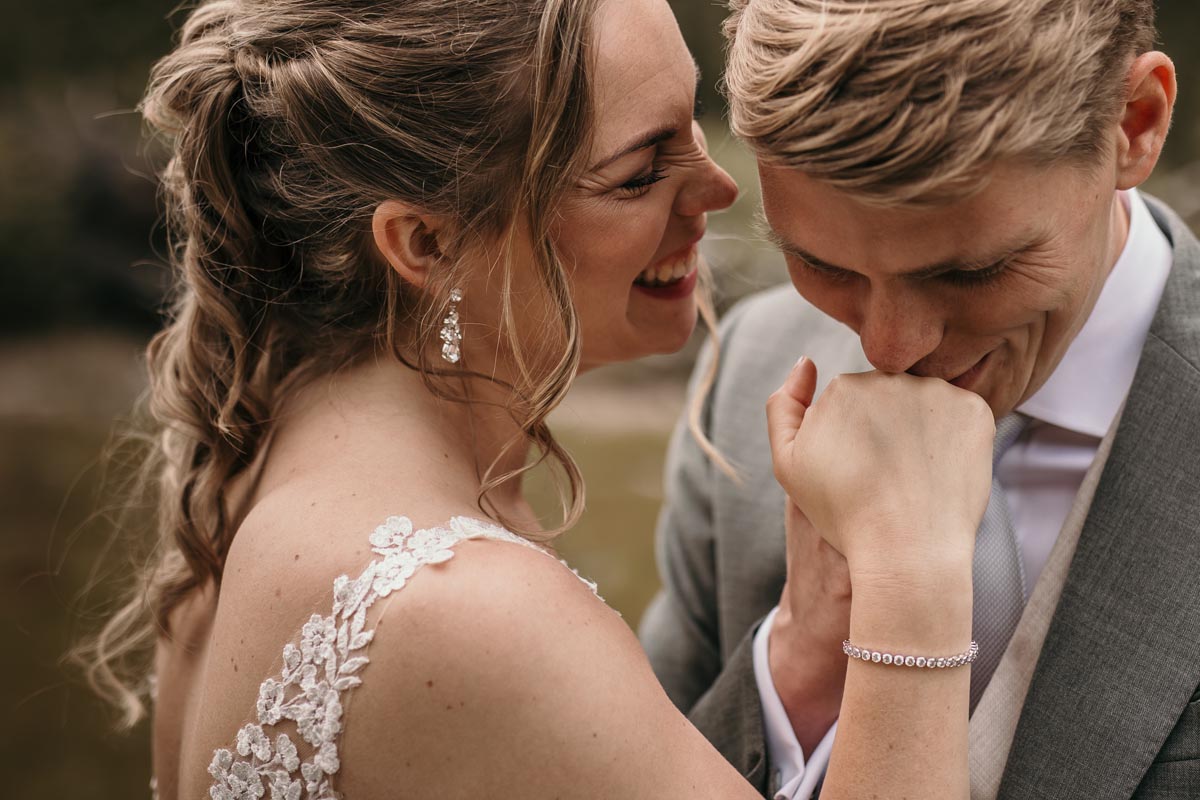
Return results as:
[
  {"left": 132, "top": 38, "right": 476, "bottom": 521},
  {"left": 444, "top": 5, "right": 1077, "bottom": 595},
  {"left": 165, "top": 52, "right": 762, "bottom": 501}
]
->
[{"left": 842, "top": 640, "right": 979, "bottom": 669}]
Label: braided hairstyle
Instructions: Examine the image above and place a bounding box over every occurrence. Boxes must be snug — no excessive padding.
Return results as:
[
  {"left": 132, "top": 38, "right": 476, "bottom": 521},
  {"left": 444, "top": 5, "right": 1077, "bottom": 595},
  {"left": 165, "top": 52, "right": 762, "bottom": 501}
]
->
[{"left": 80, "top": 0, "right": 599, "bottom": 727}]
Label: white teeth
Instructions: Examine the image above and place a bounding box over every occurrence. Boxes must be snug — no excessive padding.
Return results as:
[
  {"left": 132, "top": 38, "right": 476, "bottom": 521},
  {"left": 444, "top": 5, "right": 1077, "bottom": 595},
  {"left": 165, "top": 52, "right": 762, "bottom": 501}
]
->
[{"left": 636, "top": 247, "right": 698, "bottom": 287}]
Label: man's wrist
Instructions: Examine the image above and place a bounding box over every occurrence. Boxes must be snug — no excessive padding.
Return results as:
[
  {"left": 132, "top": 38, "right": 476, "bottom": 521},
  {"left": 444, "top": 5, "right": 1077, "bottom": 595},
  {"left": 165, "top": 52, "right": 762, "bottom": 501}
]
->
[{"left": 768, "top": 602, "right": 846, "bottom": 755}]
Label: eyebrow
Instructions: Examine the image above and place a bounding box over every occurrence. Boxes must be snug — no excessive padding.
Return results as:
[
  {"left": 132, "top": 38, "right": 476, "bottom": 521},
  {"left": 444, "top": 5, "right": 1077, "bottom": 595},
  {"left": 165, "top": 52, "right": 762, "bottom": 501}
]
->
[
  {"left": 589, "top": 59, "right": 704, "bottom": 172},
  {"left": 763, "top": 228, "right": 1038, "bottom": 279}
]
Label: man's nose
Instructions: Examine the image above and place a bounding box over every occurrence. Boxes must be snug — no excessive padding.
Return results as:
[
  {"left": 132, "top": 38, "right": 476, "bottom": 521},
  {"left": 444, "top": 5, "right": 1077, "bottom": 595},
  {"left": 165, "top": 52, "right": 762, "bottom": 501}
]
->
[{"left": 857, "top": 288, "right": 944, "bottom": 374}]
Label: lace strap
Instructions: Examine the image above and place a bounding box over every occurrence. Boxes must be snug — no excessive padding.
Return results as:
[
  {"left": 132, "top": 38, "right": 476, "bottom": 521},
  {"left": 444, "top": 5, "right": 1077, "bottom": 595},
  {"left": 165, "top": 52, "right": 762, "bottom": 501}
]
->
[{"left": 204, "top": 515, "right": 600, "bottom": 800}]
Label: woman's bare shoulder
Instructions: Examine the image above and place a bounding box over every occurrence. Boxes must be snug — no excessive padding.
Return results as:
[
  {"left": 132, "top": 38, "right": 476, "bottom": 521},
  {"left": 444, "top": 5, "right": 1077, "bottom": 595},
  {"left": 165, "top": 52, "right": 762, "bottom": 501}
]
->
[
  {"left": 216, "top": 478, "right": 464, "bottom": 605},
  {"left": 336, "top": 536, "right": 758, "bottom": 800}
]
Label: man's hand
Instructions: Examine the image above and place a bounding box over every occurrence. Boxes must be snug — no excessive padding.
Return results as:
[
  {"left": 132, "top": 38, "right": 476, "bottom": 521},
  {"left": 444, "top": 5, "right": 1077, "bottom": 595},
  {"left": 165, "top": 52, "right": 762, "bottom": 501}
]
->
[{"left": 770, "top": 500, "right": 852, "bottom": 757}]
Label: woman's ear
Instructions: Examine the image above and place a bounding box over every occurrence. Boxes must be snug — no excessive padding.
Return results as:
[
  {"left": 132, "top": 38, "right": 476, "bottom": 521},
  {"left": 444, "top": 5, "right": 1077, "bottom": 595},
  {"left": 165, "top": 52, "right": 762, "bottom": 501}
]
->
[
  {"left": 371, "top": 200, "right": 446, "bottom": 289},
  {"left": 1115, "top": 52, "right": 1177, "bottom": 190}
]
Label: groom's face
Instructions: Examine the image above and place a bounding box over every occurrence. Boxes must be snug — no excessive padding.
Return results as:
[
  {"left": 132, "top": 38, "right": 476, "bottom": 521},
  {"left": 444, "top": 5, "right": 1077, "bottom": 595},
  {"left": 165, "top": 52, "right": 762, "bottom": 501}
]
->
[{"left": 758, "top": 160, "right": 1128, "bottom": 417}]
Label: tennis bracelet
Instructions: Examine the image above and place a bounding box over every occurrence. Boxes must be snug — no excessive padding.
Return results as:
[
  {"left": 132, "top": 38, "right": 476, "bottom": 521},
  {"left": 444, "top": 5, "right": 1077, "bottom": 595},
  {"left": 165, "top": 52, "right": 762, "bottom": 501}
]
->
[{"left": 842, "top": 640, "right": 979, "bottom": 669}]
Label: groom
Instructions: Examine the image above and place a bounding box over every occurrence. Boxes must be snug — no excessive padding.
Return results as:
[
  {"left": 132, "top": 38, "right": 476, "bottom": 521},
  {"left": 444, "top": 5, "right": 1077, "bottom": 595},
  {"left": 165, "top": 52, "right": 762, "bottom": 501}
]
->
[{"left": 641, "top": 1, "right": 1200, "bottom": 798}]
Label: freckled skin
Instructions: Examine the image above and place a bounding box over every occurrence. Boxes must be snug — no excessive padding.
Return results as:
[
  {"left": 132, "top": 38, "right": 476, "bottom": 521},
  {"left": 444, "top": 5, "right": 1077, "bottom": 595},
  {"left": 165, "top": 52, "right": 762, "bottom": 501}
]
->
[
  {"left": 758, "top": 162, "right": 1129, "bottom": 418},
  {"left": 458, "top": 0, "right": 739, "bottom": 375}
]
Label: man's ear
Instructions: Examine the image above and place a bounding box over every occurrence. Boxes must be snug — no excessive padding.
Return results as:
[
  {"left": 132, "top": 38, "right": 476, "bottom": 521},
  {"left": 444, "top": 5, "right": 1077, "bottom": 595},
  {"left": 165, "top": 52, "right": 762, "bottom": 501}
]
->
[
  {"left": 1115, "top": 51, "right": 1177, "bottom": 190},
  {"left": 371, "top": 200, "right": 446, "bottom": 289}
]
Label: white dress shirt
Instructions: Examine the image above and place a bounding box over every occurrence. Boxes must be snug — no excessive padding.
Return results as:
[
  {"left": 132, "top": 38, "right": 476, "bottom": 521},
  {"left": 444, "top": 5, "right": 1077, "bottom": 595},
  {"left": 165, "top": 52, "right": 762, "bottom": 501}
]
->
[{"left": 752, "top": 188, "right": 1174, "bottom": 799}]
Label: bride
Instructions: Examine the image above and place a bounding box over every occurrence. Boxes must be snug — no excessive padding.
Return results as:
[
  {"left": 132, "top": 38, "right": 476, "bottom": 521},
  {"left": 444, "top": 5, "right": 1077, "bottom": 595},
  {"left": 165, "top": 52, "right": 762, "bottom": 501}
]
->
[{"left": 82, "top": 0, "right": 995, "bottom": 797}]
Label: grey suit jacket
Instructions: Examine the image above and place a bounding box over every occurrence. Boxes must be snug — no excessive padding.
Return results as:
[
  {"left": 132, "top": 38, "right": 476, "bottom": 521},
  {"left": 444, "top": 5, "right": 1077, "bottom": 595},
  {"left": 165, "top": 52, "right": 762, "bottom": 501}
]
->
[{"left": 639, "top": 197, "right": 1200, "bottom": 798}]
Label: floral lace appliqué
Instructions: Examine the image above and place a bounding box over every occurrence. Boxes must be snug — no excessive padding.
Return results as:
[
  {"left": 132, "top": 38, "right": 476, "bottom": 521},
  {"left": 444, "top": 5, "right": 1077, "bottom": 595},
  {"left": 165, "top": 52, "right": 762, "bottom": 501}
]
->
[{"left": 205, "top": 515, "right": 599, "bottom": 800}]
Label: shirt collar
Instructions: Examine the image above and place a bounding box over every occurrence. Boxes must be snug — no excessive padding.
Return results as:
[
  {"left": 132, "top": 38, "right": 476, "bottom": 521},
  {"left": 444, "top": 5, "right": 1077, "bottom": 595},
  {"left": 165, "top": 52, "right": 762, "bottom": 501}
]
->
[{"left": 1017, "top": 189, "right": 1174, "bottom": 438}]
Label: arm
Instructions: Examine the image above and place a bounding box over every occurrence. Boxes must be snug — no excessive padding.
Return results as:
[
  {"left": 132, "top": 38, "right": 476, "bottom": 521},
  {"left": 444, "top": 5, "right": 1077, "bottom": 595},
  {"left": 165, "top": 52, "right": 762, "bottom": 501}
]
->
[
  {"left": 367, "top": 537, "right": 766, "bottom": 800},
  {"left": 767, "top": 360, "right": 992, "bottom": 799}
]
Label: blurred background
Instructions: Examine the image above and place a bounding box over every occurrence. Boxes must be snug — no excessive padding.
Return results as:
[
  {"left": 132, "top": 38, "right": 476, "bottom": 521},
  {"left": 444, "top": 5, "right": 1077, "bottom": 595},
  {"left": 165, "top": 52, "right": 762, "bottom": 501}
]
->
[{"left": 3, "top": 2, "right": 1197, "bottom": 796}]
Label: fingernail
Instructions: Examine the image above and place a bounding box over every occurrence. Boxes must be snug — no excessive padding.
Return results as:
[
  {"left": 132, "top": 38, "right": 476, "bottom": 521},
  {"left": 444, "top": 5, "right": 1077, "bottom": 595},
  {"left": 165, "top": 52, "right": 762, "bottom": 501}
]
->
[{"left": 795, "top": 356, "right": 808, "bottom": 369}]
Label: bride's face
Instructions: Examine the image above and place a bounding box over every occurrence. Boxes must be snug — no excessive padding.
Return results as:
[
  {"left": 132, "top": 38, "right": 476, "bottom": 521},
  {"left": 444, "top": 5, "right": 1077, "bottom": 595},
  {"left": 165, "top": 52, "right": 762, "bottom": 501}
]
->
[{"left": 553, "top": 0, "right": 738, "bottom": 369}]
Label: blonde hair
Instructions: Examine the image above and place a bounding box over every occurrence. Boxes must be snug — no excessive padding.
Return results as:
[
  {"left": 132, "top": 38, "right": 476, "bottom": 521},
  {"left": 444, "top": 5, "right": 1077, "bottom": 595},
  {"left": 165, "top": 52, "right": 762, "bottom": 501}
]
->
[
  {"left": 724, "top": 0, "right": 1157, "bottom": 205},
  {"left": 77, "top": 0, "right": 604, "bottom": 728}
]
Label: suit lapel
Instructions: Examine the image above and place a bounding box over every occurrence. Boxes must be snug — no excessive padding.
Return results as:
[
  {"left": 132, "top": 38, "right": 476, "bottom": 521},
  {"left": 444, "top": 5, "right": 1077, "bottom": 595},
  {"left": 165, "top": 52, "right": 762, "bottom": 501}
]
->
[
  {"left": 969, "top": 406, "right": 1121, "bottom": 799},
  {"left": 998, "top": 201, "right": 1200, "bottom": 799}
]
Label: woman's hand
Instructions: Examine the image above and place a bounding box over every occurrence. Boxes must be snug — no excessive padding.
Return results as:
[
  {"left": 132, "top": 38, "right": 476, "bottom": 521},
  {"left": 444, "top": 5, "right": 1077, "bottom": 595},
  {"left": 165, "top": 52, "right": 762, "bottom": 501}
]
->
[{"left": 766, "top": 357, "right": 995, "bottom": 583}]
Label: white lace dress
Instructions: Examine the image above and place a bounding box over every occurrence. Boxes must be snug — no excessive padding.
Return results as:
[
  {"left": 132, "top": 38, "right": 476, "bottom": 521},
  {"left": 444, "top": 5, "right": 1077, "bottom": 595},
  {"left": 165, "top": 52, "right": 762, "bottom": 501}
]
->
[{"left": 170, "top": 515, "right": 600, "bottom": 800}]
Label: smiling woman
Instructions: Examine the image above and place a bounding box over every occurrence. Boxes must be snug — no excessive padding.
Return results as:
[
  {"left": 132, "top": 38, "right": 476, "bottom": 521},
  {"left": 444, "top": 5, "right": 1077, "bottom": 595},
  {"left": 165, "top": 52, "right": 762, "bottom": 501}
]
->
[
  {"left": 559, "top": 15, "right": 736, "bottom": 370},
  {"left": 72, "top": 0, "right": 758, "bottom": 798}
]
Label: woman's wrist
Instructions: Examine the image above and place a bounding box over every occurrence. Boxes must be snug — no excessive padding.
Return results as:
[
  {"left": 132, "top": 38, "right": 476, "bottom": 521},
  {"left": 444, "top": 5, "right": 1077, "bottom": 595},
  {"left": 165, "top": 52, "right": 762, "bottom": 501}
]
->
[
  {"left": 840, "top": 516, "right": 976, "bottom": 586},
  {"left": 846, "top": 564, "right": 974, "bottom": 655}
]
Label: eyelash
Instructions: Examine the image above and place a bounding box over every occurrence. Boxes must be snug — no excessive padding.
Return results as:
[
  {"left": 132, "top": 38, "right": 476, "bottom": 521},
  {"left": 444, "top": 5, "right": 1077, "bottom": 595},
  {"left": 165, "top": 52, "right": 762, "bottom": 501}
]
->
[
  {"left": 795, "top": 261, "right": 854, "bottom": 284},
  {"left": 940, "top": 263, "right": 1009, "bottom": 287},
  {"left": 613, "top": 97, "right": 703, "bottom": 200},
  {"left": 617, "top": 167, "right": 669, "bottom": 198},
  {"left": 795, "top": 260, "right": 1010, "bottom": 287}
]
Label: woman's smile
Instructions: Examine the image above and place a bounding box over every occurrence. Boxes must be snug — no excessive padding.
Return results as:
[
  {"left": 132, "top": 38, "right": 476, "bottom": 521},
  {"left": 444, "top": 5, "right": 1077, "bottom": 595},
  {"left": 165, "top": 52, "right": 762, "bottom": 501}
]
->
[{"left": 632, "top": 242, "right": 701, "bottom": 299}]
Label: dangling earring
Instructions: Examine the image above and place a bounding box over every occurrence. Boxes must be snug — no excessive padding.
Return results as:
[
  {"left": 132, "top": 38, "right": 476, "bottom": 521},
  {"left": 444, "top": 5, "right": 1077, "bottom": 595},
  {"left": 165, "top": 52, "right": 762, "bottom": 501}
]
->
[{"left": 440, "top": 287, "right": 464, "bottom": 364}]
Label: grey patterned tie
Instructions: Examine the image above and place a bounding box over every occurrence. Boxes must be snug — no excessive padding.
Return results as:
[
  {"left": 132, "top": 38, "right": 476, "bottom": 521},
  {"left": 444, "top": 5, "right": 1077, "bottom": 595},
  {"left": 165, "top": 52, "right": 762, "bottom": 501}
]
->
[{"left": 969, "top": 412, "right": 1030, "bottom": 712}]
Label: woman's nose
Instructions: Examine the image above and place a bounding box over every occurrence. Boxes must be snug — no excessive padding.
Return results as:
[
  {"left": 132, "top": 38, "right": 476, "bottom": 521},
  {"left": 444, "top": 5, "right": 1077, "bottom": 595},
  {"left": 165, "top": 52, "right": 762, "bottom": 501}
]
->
[{"left": 674, "top": 123, "right": 739, "bottom": 217}]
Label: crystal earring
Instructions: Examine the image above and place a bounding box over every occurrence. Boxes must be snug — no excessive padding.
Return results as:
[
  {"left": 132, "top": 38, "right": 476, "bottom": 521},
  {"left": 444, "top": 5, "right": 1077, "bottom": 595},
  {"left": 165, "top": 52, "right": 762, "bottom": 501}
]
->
[{"left": 439, "top": 287, "right": 463, "bottom": 364}]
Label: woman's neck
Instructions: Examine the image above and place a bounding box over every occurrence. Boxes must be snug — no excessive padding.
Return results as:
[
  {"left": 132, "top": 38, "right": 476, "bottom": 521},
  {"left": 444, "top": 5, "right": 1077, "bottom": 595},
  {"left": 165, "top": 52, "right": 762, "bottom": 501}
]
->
[{"left": 248, "top": 356, "right": 540, "bottom": 531}]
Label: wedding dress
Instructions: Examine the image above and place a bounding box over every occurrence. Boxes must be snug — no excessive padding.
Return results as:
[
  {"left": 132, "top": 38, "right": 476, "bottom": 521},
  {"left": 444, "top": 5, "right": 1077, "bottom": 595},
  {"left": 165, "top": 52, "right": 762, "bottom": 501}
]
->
[{"left": 161, "top": 514, "right": 600, "bottom": 800}]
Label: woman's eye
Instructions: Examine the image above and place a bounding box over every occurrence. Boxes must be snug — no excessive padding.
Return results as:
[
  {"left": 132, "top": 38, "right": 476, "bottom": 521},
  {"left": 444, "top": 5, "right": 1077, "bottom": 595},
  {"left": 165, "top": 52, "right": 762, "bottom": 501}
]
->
[
  {"left": 693, "top": 95, "right": 707, "bottom": 121},
  {"left": 616, "top": 167, "right": 669, "bottom": 198}
]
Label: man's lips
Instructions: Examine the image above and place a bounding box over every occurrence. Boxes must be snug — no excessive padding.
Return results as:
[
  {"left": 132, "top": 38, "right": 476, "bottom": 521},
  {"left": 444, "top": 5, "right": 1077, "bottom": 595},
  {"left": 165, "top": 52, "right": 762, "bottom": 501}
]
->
[
  {"left": 907, "top": 350, "right": 994, "bottom": 389},
  {"left": 949, "top": 351, "right": 993, "bottom": 390}
]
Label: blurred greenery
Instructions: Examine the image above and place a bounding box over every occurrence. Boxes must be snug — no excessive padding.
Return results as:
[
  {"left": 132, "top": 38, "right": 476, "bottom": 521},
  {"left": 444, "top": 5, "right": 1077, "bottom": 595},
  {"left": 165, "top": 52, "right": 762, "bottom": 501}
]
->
[{"left": 4, "top": 2, "right": 1200, "bottom": 798}]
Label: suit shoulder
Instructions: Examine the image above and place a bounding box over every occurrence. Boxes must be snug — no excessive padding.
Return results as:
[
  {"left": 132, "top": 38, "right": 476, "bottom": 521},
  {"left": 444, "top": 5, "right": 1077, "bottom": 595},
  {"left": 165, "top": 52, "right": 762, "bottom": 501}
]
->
[
  {"left": 713, "top": 284, "right": 868, "bottom": 398},
  {"left": 720, "top": 283, "right": 822, "bottom": 340}
]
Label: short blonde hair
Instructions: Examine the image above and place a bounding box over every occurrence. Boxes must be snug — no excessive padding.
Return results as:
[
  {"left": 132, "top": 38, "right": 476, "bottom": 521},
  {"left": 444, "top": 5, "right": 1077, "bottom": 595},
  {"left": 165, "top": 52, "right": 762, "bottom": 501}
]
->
[{"left": 725, "top": 0, "right": 1158, "bottom": 204}]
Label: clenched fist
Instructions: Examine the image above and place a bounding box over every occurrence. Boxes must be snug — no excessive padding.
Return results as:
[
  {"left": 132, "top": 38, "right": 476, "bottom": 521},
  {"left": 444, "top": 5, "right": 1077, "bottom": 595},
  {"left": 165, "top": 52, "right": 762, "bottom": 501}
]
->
[{"left": 766, "top": 358, "right": 995, "bottom": 581}]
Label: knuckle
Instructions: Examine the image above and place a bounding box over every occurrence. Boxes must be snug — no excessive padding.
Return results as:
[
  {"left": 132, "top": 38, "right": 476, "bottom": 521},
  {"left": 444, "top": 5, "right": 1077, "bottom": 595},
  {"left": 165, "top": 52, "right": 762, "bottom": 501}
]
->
[{"left": 962, "top": 391, "right": 993, "bottom": 420}]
